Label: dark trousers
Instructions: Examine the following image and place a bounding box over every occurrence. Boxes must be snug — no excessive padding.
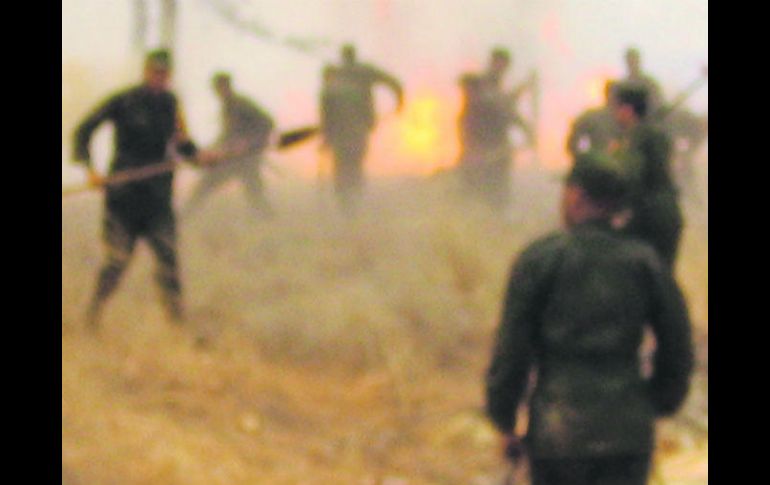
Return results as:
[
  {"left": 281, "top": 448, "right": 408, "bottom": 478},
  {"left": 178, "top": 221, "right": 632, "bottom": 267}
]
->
[
  {"left": 458, "top": 143, "right": 513, "bottom": 212},
  {"left": 90, "top": 206, "right": 182, "bottom": 321},
  {"left": 530, "top": 454, "right": 651, "bottom": 485},
  {"left": 625, "top": 191, "right": 683, "bottom": 270},
  {"left": 329, "top": 134, "right": 368, "bottom": 216}
]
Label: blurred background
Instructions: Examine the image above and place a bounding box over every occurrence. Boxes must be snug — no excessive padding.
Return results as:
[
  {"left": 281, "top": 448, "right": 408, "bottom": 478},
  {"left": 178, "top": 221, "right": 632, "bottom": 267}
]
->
[
  {"left": 62, "top": 0, "right": 707, "bottom": 182},
  {"left": 62, "top": 2, "right": 707, "bottom": 484}
]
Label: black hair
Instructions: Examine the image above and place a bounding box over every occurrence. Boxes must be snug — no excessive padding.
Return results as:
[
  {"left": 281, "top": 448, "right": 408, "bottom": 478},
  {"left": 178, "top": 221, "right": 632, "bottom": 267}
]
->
[{"left": 614, "top": 83, "right": 648, "bottom": 118}]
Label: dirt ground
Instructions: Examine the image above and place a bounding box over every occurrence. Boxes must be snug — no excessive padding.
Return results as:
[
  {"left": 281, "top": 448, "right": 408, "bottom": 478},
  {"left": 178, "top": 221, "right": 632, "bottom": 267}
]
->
[{"left": 62, "top": 163, "right": 708, "bottom": 485}]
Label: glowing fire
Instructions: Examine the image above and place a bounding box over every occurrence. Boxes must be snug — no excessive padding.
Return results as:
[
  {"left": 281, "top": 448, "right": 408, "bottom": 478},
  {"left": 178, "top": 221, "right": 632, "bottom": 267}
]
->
[
  {"left": 586, "top": 77, "right": 606, "bottom": 106},
  {"left": 365, "top": 89, "right": 461, "bottom": 177},
  {"left": 397, "top": 95, "right": 441, "bottom": 161}
]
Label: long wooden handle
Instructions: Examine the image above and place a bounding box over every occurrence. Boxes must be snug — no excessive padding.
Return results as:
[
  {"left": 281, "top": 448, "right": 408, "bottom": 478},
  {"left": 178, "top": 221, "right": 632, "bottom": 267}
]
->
[{"left": 62, "top": 161, "right": 177, "bottom": 198}]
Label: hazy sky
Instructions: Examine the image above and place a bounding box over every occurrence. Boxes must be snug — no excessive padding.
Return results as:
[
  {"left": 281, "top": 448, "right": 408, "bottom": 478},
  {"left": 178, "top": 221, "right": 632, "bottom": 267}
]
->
[{"left": 62, "top": 0, "right": 707, "bottom": 181}]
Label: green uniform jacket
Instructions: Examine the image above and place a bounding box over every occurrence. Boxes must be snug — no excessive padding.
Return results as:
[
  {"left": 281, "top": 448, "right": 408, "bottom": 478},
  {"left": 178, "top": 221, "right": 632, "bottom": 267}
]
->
[
  {"left": 485, "top": 219, "right": 694, "bottom": 458},
  {"left": 73, "top": 85, "right": 196, "bottom": 217},
  {"left": 618, "top": 123, "right": 683, "bottom": 268},
  {"left": 566, "top": 107, "right": 622, "bottom": 157},
  {"left": 220, "top": 94, "right": 274, "bottom": 154},
  {"left": 321, "top": 62, "right": 403, "bottom": 142}
]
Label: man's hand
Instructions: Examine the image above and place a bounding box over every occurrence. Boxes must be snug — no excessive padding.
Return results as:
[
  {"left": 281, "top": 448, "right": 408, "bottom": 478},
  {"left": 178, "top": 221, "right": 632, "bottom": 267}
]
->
[
  {"left": 196, "top": 149, "right": 224, "bottom": 167},
  {"left": 500, "top": 433, "right": 525, "bottom": 461},
  {"left": 86, "top": 168, "right": 104, "bottom": 187}
]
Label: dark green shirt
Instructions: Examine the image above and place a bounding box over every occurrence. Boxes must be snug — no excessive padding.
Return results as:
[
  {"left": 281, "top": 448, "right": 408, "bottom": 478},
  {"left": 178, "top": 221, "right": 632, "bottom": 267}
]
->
[
  {"left": 320, "top": 62, "right": 403, "bottom": 139},
  {"left": 618, "top": 123, "right": 677, "bottom": 199},
  {"left": 220, "top": 94, "right": 274, "bottom": 153},
  {"left": 615, "top": 123, "right": 683, "bottom": 267},
  {"left": 73, "top": 85, "right": 194, "bottom": 214},
  {"left": 566, "top": 107, "right": 622, "bottom": 157},
  {"left": 459, "top": 73, "right": 517, "bottom": 152},
  {"left": 485, "top": 219, "right": 693, "bottom": 458}
]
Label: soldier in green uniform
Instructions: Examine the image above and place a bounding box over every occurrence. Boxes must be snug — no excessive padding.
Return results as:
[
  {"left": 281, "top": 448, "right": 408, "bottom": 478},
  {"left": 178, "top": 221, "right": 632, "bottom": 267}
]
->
[
  {"left": 182, "top": 72, "right": 275, "bottom": 218},
  {"left": 457, "top": 47, "right": 533, "bottom": 211},
  {"left": 610, "top": 84, "right": 683, "bottom": 270},
  {"left": 319, "top": 44, "right": 404, "bottom": 216},
  {"left": 622, "top": 47, "right": 664, "bottom": 113},
  {"left": 566, "top": 80, "right": 622, "bottom": 158},
  {"left": 73, "top": 49, "right": 200, "bottom": 330},
  {"left": 485, "top": 152, "right": 694, "bottom": 485}
]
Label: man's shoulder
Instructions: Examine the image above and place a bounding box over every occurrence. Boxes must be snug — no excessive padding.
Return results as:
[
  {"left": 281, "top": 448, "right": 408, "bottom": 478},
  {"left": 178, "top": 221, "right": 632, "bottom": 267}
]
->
[
  {"left": 637, "top": 122, "right": 671, "bottom": 144},
  {"left": 233, "top": 94, "right": 270, "bottom": 115},
  {"left": 105, "top": 85, "right": 142, "bottom": 103},
  {"left": 518, "top": 231, "right": 570, "bottom": 263},
  {"left": 233, "top": 93, "right": 258, "bottom": 109},
  {"left": 574, "top": 107, "right": 607, "bottom": 123},
  {"left": 603, "top": 229, "right": 665, "bottom": 269}
]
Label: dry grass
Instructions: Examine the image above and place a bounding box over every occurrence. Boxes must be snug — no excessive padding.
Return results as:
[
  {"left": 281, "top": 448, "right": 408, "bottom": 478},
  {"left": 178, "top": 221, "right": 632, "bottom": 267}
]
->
[{"left": 62, "top": 163, "right": 707, "bottom": 484}]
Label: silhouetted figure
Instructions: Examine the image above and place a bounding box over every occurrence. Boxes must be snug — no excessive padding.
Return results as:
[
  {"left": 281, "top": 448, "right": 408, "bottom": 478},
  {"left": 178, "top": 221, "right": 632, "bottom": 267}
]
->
[
  {"left": 182, "top": 72, "right": 275, "bottom": 219},
  {"left": 610, "top": 84, "right": 683, "bottom": 270},
  {"left": 73, "top": 49, "right": 200, "bottom": 330},
  {"left": 486, "top": 152, "right": 694, "bottom": 485},
  {"left": 622, "top": 47, "right": 664, "bottom": 113},
  {"left": 457, "top": 47, "right": 533, "bottom": 212},
  {"left": 319, "top": 44, "right": 404, "bottom": 216},
  {"left": 566, "top": 80, "right": 623, "bottom": 158}
]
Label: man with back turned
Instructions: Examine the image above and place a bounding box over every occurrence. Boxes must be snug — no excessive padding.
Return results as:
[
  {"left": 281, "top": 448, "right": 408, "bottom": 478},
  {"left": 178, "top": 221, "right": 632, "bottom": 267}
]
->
[{"left": 485, "top": 152, "right": 694, "bottom": 485}]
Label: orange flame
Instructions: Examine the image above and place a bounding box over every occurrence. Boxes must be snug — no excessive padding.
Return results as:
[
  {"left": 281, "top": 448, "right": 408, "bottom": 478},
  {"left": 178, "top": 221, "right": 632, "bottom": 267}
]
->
[{"left": 397, "top": 95, "right": 441, "bottom": 161}]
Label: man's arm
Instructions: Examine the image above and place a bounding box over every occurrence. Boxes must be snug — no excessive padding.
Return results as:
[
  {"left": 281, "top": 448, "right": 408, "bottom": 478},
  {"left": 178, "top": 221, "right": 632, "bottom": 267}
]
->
[
  {"left": 173, "top": 106, "right": 200, "bottom": 163},
  {"left": 369, "top": 65, "right": 404, "bottom": 111},
  {"left": 72, "top": 97, "right": 116, "bottom": 165},
  {"left": 72, "top": 94, "right": 120, "bottom": 184},
  {"left": 645, "top": 254, "right": 695, "bottom": 415},
  {"left": 485, "top": 237, "right": 562, "bottom": 433},
  {"left": 566, "top": 113, "right": 590, "bottom": 157}
]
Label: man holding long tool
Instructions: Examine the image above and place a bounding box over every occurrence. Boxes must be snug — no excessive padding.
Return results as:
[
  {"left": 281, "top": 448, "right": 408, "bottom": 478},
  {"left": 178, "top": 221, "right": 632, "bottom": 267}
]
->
[
  {"left": 72, "top": 49, "right": 201, "bottom": 330},
  {"left": 181, "top": 72, "right": 275, "bottom": 219}
]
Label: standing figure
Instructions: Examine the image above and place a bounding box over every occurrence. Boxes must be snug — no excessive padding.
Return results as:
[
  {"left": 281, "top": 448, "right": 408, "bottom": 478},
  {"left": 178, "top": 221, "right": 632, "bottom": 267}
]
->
[
  {"left": 611, "top": 84, "right": 684, "bottom": 270},
  {"left": 622, "top": 47, "right": 664, "bottom": 114},
  {"left": 73, "top": 49, "right": 200, "bottom": 330},
  {"left": 457, "top": 47, "right": 533, "bottom": 211},
  {"left": 182, "top": 72, "right": 275, "bottom": 218},
  {"left": 485, "top": 152, "right": 694, "bottom": 485},
  {"left": 566, "top": 80, "right": 623, "bottom": 158},
  {"left": 319, "top": 43, "right": 404, "bottom": 216}
]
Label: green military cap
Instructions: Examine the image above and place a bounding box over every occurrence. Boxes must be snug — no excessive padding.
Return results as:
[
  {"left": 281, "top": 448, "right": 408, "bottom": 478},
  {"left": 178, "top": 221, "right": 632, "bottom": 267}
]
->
[
  {"left": 566, "top": 151, "right": 628, "bottom": 207},
  {"left": 145, "top": 48, "right": 172, "bottom": 70}
]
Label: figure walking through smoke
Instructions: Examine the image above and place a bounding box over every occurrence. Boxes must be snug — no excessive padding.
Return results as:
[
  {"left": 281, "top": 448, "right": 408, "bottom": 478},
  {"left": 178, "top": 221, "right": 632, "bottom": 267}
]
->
[
  {"left": 319, "top": 43, "right": 404, "bottom": 216},
  {"left": 182, "top": 72, "right": 276, "bottom": 219}
]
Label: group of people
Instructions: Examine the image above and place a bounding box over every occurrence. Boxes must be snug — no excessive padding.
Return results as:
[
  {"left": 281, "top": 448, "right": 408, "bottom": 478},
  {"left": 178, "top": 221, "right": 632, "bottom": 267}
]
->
[
  {"left": 70, "top": 45, "right": 698, "bottom": 485},
  {"left": 483, "top": 48, "right": 697, "bottom": 485},
  {"left": 71, "top": 46, "right": 406, "bottom": 328},
  {"left": 566, "top": 47, "right": 708, "bottom": 196}
]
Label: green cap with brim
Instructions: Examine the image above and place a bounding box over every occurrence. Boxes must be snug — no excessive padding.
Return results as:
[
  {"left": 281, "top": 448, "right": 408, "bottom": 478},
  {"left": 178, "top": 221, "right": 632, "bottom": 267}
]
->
[{"left": 565, "top": 151, "right": 628, "bottom": 207}]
